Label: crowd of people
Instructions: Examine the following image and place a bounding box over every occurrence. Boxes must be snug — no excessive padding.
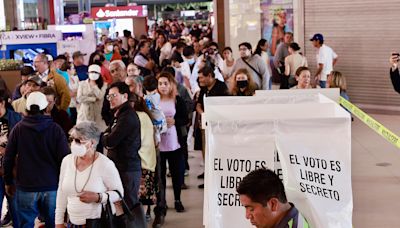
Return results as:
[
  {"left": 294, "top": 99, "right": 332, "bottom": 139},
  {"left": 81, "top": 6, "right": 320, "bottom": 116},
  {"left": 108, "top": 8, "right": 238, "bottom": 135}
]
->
[{"left": 0, "top": 18, "right": 351, "bottom": 228}]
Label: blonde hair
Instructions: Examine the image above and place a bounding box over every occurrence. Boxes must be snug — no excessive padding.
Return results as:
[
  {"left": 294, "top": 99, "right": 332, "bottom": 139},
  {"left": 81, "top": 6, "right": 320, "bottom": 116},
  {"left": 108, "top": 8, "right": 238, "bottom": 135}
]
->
[
  {"left": 229, "top": 68, "right": 258, "bottom": 96},
  {"left": 156, "top": 71, "right": 178, "bottom": 100},
  {"left": 329, "top": 71, "right": 347, "bottom": 92}
]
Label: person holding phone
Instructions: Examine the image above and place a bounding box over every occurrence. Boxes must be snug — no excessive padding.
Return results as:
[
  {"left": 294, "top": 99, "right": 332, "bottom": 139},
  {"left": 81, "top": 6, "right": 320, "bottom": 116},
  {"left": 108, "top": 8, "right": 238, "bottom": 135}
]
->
[{"left": 389, "top": 52, "right": 400, "bottom": 94}]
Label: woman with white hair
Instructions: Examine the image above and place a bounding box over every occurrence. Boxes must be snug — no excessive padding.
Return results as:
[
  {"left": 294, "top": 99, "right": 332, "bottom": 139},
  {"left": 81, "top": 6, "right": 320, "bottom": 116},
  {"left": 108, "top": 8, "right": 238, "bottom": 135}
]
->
[{"left": 55, "top": 122, "right": 124, "bottom": 228}]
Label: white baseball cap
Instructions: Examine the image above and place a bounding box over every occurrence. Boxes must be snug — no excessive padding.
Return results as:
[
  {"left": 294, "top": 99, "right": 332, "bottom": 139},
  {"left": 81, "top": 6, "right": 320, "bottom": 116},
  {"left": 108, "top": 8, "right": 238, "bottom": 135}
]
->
[
  {"left": 88, "top": 64, "right": 101, "bottom": 74},
  {"left": 26, "top": 92, "right": 48, "bottom": 111}
]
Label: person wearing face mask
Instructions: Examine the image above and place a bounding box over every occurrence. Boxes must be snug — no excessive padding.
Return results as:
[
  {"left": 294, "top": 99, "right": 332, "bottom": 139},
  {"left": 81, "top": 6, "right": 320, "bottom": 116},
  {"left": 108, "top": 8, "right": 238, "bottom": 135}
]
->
[
  {"left": 42, "top": 86, "right": 73, "bottom": 136},
  {"left": 4, "top": 91, "right": 69, "bottom": 228},
  {"left": 104, "top": 39, "right": 115, "bottom": 62},
  {"left": 55, "top": 122, "right": 124, "bottom": 228},
  {"left": 180, "top": 46, "right": 196, "bottom": 93},
  {"left": 77, "top": 65, "right": 108, "bottom": 131},
  {"left": 231, "top": 42, "right": 271, "bottom": 90},
  {"left": 229, "top": 68, "right": 258, "bottom": 96}
]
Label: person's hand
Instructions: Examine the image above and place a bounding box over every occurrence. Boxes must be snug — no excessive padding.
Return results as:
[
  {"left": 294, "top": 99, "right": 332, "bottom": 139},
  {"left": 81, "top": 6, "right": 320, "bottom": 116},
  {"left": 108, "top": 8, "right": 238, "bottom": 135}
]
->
[
  {"left": 166, "top": 117, "right": 175, "bottom": 128},
  {"left": 79, "top": 191, "right": 100, "bottom": 203},
  {"left": 390, "top": 53, "right": 399, "bottom": 69},
  {"left": 5, "top": 185, "right": 16, "bottom": 197},
  {"left": 0, "top": 146, "right": 5, "bottom": 155}
]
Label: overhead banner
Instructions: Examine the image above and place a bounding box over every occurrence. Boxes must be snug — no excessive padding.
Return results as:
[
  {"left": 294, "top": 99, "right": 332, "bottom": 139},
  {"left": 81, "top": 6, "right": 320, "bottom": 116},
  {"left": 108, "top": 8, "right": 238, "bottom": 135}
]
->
[
  {"left": 204, "top": 93, "right": 352, "bottom": 228},
  {"left": 0, "top": 30, "right": 62, "bottom": 45}
]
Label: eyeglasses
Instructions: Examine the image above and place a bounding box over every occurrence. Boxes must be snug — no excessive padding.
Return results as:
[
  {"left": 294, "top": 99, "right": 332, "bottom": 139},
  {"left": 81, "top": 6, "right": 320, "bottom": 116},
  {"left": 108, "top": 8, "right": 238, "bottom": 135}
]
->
[{"left": 106, "top": 93, "right": 118, "bottom": 101}]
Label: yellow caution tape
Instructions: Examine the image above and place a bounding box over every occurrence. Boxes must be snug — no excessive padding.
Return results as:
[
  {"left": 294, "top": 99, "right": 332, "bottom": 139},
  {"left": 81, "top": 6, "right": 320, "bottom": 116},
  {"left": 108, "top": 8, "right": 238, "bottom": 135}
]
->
[{"left": 339, "top": 97, "right": 400, "bottom": 149}]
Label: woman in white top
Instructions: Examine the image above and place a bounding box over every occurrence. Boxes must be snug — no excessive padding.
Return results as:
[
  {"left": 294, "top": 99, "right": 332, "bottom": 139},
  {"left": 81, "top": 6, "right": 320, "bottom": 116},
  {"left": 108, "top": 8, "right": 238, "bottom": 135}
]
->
[
  {"left": 254, "top": 39, "right": 272, "bottom": 77},
  {"left": 77, "top": 65, "right": 107, "bottom": 131},
  {"left": 55, "top": 122, "right": 124, "bottom": 227},
  {"left": 285, "top": 42, "right": 308, "bottom": 88},
  {"left": 67, "top": 64, "right": 80, "bottom": 124},
  {"left": 156, "top": 33, "right": 172, "bottom": 65}
]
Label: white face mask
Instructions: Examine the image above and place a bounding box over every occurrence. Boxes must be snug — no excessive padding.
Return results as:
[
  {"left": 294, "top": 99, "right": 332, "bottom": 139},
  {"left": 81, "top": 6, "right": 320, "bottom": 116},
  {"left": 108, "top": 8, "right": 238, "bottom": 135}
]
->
[
  {"left": 187, "top": 58, "right": 195, "bottom": 65},
  {"left": 71, "top": 141, "right": 87, "bottom": 157},
  {"left": 107, "top": 45, "right": 114, "bottom": 52},
  {"left": 88, "top": 72, "right": 100, "bottom": 81}
]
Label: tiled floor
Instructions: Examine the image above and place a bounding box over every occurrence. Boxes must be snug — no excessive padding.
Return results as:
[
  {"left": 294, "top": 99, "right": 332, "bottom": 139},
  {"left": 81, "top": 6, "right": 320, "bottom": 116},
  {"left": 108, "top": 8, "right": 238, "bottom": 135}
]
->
[
  {"left": 157, "top": 113, "right": 400, "bottom": 228},
  {"left": 3, "top": 113, "right": 399, "bottom": 227}
]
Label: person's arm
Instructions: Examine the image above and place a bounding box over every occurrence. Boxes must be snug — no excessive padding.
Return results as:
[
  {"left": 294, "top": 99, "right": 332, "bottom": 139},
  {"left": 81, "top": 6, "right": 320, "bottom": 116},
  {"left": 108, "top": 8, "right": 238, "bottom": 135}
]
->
[
  {"left": 77, "top": 82, "right": 96, "bottom": 104},
  {"left": 55, "top": 75, "right": 72, "bottom": 111},
  {"left": 315, "top": 63, "right": 324, "bottom": 81},
  {"left": 257, "top": 58, "right": 270, "bottom": 90},
  {"left": 332, "top": 51, "right": 338, "bottom": 66},
  {"left": 3, "top": 126, "right": 18, "bottom": 196},
  {"left": 390, "top": 54, "right": 400, "bottom": 94},
  {"left": 55, "top": 157, "right": 69, "bottom": 226},
  {"left": 284, "top": 56, "right": 290, "bottom": 76},
  {"left": 174, "top": 97, "right": 189, "bottom": 127},
  {"left": 102, "top": 111, "right": 135, "bottom": 149},
  {"left": 101, "top": 158, "right": 124, "bottom": 204}
]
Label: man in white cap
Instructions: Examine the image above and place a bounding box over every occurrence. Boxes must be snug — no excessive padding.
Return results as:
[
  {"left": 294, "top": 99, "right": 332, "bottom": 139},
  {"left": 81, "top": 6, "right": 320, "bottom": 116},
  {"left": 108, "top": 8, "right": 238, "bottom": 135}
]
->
[{"left": 4, "top": 91, "right": 69, "bottom": 228}]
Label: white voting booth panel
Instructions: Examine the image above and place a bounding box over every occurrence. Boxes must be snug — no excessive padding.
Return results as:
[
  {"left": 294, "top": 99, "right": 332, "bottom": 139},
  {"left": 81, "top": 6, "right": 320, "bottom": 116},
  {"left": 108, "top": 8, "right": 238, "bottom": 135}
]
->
[
  {"left": 203, "top": 91, "right": 352, "bottom": 228},
  {"left": 255, "top": 88, "right": 341, "bottom": 103}
]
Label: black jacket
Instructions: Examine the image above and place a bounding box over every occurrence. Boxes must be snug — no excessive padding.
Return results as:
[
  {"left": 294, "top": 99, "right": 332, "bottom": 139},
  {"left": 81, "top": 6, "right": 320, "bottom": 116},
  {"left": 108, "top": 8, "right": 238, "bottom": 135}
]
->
[
  {"left": 4, "top": 115, "right": 69, "bottom": 191},
  {"left": 174, "top": 96, "right": 189, "bottom": 147},
  {"left": 390, "top": 68, "right": 400, "bottom": 94},
  {"left": 102, "top": 102, "right": 141, "bottom": 172}
]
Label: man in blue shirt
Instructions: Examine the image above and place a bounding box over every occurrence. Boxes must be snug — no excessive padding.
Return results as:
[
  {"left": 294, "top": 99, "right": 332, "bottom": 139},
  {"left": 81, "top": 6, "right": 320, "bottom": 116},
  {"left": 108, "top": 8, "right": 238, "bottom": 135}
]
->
[{"left": 72, "top": 51, "right": 88, "bottom": 81}]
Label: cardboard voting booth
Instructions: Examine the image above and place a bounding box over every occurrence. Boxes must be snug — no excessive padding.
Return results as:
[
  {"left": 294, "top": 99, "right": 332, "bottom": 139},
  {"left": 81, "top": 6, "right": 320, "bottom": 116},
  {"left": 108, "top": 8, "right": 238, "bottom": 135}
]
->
[{"left": 203, "top": 89, "right": 352, "bottom": 228}]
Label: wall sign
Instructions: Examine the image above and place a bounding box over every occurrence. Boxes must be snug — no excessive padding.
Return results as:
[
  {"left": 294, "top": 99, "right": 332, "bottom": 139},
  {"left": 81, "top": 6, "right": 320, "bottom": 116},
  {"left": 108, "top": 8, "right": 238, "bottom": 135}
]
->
[
  {"left": 91, "top": 6, "right": 148, "bottom": 19},
  {"left": 0, "top": 30, "right": 62, "bottom": 45}
]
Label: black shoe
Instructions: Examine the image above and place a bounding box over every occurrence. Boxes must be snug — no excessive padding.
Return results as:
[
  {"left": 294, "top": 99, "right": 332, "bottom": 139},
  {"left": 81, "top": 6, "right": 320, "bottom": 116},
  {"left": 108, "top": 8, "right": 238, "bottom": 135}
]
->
[
  {"left": 152, "top": 214, "right": 165, "bottom": 228},
  {"left": 197, "top": 173, "right": 204, "bottom": 179},
  {"left": 198, "top": 183, "right": 204, "bottom": 189},
  {"left": 175, "top": 200, "right": 185, "bottom": 212},
  {"left": 181, "top": 183, "right": 189, "bottom": 190}
]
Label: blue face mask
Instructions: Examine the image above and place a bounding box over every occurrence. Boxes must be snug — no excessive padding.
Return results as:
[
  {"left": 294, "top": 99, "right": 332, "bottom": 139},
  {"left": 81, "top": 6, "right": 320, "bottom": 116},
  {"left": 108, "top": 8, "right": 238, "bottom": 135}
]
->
[{"left": 187, "top": 58, "right": 195, "bottom": 65}]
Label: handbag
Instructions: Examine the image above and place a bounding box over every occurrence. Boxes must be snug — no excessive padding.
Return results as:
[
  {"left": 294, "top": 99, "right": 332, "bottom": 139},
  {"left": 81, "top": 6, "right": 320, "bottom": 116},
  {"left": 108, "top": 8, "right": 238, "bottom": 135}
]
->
[
  {"left": 113, "top": 190, "right": 147, "bottom": 228},
  {"left": 86, "top": 193, "right": 117, "bottom": 228}
]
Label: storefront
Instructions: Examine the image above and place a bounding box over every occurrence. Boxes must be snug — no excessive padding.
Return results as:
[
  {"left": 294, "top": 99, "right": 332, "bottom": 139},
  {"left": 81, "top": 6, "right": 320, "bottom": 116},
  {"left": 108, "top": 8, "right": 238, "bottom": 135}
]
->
[{"left": 91, "top": 5, "right": 148, "bottom": 41}]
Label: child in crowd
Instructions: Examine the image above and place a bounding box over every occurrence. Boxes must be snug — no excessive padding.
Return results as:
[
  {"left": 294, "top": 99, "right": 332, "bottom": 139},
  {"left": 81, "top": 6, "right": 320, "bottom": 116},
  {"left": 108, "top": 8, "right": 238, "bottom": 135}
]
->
[{"left": 143, "top": 76, "right": 167, "bottom": 144}]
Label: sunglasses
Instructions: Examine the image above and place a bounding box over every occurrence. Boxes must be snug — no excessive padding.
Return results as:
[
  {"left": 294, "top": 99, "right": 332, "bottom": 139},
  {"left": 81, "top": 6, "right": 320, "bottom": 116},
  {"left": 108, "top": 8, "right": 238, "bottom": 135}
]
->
[{"left": 69, "top": 137, "right": 86, "bottom": 144}]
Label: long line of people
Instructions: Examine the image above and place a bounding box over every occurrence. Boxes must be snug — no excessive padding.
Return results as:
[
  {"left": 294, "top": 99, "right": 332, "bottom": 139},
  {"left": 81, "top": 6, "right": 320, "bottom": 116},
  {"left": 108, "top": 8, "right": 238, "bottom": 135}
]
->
[{"left": 0, "top": 19, "right": 349, "bottom": 228}]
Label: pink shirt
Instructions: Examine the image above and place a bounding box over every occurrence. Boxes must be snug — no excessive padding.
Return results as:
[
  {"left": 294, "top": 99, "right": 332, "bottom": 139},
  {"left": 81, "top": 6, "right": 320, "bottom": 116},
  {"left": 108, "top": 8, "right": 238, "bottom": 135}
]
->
[{"left": 159, "top": 100, "right": 180, "bottom": 152}]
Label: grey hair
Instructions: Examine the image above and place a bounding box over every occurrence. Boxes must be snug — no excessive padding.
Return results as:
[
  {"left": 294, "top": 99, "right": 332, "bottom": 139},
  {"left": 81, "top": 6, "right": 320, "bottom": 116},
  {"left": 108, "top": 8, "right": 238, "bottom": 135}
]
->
[
  {"left": 126, "top": 75, "right": 143, "bottom": 85},
  {"left": 110, "top": 60, "right": 126, "bottom": 70},
  {"left": 69, "top": 121, "right": 101, "bottom": 148}
]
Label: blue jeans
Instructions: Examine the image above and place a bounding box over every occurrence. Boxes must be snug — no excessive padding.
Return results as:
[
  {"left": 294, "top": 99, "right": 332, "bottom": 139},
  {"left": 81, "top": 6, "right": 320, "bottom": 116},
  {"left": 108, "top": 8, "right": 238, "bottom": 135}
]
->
[
  {"left": 319, "top": 80, "right": 327, "bottom": 88},
  {"left": 0, "top": 177, "right": 19, "bottom": 227},
  {"left": 15, "top": 189, "right": 56, "bottom": 228}
]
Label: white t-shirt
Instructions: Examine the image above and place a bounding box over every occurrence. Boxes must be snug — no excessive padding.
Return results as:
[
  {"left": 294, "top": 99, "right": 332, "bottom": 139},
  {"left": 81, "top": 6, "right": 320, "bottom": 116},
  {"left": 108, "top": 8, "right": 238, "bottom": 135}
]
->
[
  {"left": 316, "top": 44, "right": 338, "bottom": 81},
  {"left": 55, "top": 153, "right": 124, "bottom": 225}
]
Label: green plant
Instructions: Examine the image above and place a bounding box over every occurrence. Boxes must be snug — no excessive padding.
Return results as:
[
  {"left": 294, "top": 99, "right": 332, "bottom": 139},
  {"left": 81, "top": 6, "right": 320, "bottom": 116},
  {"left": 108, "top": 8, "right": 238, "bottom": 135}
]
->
[{"left": 0, "top": 59, "right": 23, "bottom": 71}]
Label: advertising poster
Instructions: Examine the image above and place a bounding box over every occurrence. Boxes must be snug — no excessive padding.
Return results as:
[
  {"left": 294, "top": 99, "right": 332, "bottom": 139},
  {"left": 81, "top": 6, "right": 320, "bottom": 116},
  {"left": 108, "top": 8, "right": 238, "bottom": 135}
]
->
[{"left": 261, "top": 0, "right": 294, "bottom": 56}]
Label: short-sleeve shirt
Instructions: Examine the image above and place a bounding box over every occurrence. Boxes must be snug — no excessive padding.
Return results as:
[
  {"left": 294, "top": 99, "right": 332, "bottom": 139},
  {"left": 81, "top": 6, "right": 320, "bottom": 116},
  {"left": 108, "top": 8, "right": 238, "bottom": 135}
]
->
[{"left": 317, "top": 44, "right": 338, "bottom": 81}]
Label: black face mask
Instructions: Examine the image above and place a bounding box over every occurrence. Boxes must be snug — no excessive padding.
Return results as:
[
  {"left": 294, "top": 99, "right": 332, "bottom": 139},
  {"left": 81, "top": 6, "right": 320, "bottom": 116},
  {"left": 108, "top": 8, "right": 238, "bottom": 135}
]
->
[{"left": 237, "top": 80, "right": 248, "bottom": 89}]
